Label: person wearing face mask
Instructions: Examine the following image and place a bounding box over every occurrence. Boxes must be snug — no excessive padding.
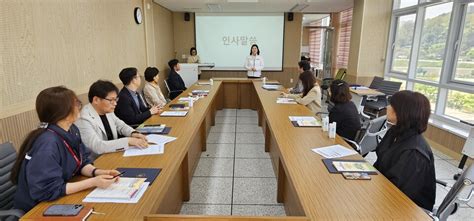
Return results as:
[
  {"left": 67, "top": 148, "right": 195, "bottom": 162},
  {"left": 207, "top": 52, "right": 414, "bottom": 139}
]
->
[
  {"left": 374, "top": 90, "right": 436, "bottom": 211},
  {"left": 187, "top": 47, "right": 200, "bottom": 64},
  {"left": 75, "top": 80, "right": 149, "bottom": 160},
  {"left": 244, "top": 44, "right": 265, "bottom": 78},
  {"left": 11, "top": 86, "right": 120, "bottom": 213},
  {"left": 115, "top": 67, "right": 160, "bottom": 127},
  {"left": 143, "top": 67, "right": 167, "bottom": 108}
]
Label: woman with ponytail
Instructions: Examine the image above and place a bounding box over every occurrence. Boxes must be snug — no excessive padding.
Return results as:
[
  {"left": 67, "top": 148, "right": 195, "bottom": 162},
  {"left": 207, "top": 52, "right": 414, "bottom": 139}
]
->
[{"left": 11, "top": 86, "right": 121, "bottom": 213}]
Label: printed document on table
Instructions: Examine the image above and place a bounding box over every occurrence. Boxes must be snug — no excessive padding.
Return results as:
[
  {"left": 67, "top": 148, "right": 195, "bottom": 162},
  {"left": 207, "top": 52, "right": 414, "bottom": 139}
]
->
[
  {"left": 312, "top": 145, "right": 358, "bottom": 159},
  {"left": 277, "top": 98, "right": 297, "bottom": 104},
  {"left": 83, "top": 182, "right": 149, "bottom": 203},
  {"left": 289, "top": 116, "right": 317, "bottom": 121},
  {"left": 147, "top": 134, "right": 177, "bottom": 145},
  {"left": 160, "top": 111, "right": 188, "bottom": 117},
  {"left": 124, "top": 144, "right": 164, "bottom": 157}
]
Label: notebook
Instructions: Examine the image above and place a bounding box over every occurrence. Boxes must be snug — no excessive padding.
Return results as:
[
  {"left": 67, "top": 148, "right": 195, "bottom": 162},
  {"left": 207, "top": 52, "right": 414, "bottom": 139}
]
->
[
  {"left": 289, "top": 116, "right": 321, "bottom": 127},
  {"left": 262, "top": 85, "right": 279, "bottom": 90},
  {"left": 276, "top": 97, "right": 297, "bottom": 104},
  {"left": 322, "top": 159, "right": 378, "bottom": 175},
  {"left": 136, "top": 127, "right": 171, "bottom": 135},
  {"left": 332, "top": 161, "right": 377, "bottom": 173},
  {"left": 85, "top": 178, "right": 146, "bottom": 200},
  {"left": 115, "top": 168, "right": 161, "bottom": 185},
  {"left": 136, "top": 124, "right": 166, "bottom": 134}
]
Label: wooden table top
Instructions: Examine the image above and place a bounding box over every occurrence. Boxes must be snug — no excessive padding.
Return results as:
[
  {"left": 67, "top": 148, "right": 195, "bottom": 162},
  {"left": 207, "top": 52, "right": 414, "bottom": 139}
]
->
[
  {"left": 22, "top": 79, "right": 429, "bottom": 220},
  {"left": 349, "top": 87, "right": 385, "bottom": 96},
  {"left": 21, "top": 82, "right": 221, "bottom": 221},
  {"left": 252, "top": 81, "right": 429, "bottom": 220}
]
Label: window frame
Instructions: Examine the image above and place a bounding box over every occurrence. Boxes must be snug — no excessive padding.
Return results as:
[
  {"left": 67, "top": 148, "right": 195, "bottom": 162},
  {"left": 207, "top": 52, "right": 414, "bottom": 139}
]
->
[{"left": 385, "top": 0, "right": 474, "bottom": 136}]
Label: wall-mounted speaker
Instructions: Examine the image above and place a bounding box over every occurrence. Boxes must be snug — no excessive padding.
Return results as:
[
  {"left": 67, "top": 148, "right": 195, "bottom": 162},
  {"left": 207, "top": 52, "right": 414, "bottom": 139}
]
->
[
  {"left": 287, "top": 12, "right": 294, "bottom": 21},
  {"left": 184, "top": 12, "right": 190, "bottom": 21}
]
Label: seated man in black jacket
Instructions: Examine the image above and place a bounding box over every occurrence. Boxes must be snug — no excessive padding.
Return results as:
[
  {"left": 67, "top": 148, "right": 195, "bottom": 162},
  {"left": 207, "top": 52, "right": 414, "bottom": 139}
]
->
[
  {"left": 115, "top": 67, "right": 160, "bottom": 127},
  {"left": 166, "top": 59, "right": 187, "bottom": 100}
]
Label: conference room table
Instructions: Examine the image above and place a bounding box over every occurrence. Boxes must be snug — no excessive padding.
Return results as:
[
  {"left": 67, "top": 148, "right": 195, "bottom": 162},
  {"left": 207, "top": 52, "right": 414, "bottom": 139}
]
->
[
  {"left": 349, "top": 87, "right": 385, "bottom": 114},
  {"left": 21, "top": 78, "right": 430, "bottom": 221}
]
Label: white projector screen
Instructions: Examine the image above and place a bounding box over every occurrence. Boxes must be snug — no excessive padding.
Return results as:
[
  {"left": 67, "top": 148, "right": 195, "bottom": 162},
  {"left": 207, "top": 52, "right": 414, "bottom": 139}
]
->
[{"left": 195, "top": 13, "right": 284, "bottom": 71}]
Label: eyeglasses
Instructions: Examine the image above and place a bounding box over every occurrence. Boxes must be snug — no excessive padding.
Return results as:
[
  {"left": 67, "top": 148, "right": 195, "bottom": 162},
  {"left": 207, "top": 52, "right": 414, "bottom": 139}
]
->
[
  {"left": 103, "top": 97, "right": 119, "bottom": 104},
  {"left": 75, "top": 99, "right": 83, "bottom": 109}
]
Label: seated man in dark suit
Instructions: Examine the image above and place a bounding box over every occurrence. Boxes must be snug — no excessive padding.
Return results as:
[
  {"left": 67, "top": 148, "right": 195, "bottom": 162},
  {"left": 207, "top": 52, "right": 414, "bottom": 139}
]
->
[
  {"left": 166, "top": 59, "right": 187, "bottom": 100},
  {"left": 115, "top": 67, "right": 160, "bottom": 127}
]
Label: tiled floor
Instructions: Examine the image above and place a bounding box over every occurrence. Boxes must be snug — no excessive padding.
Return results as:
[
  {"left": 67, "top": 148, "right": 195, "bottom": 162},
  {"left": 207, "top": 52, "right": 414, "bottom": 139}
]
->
[
  {"left": 181, "top": 108, "right": 474, "bottom": 219},
  {"left": 180, "top": 109, "right": 285, "bottom": 216}
]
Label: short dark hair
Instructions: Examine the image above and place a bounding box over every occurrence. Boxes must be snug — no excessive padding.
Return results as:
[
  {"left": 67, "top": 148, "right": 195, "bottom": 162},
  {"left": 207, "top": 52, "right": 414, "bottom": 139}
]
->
[
  {"left": 168, "top": 59, "right": 179, "bottom": 69},
  {"left": 249, "top": 44, "right": 260, "bottom": 55},
  {"left": 119, "top": 67, "right": 138, "bottom": 86},
  {"left": 144, "top": 67, "right": 159, "bottom": 82},
  {"left": 298, "top": 60, "right": 311, "bottom": 71},
  {"left": 389, "top": 90, "right": 431, "bottom": 137},
  {"left": 88, "top": 80, "right": 119, "bottom": 102},
  {"left": 190, "top": 47, "right": 197, "bottom": 55},
  {"left": 330, "top": 80, "right": 351, "bottom": 104},
  {"left": 299, "top": 71, "right": 316, "bottom": 97}
]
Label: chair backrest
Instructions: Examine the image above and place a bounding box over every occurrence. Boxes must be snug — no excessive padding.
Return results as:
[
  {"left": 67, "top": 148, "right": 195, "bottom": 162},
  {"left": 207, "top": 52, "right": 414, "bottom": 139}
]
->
[
  {"left": 163, "top": 80, "right": 172, "bottom": 97},
  {"left": 358, "top": 115, "right": 387, "bottom": 155},
  {"left": 378, "top": 80, "right": 402, "bottom": 96},
  {"left": 369, "top": 76, "right": 384, "bottom": 90},
  {"left": 435, "top": 164, "right": 474, "bottom": 220},
  {"left": 0, "top": 142, "right": 18, "bottom": 210},
  {"left": 335, "top": 68, "right": 347, "bottom": 80}
]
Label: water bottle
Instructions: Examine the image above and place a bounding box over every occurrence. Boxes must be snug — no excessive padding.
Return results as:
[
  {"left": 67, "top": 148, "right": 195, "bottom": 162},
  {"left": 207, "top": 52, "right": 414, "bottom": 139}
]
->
[
  {"left": 322, "top": 117, "right": 329, "bottom": 132},
  {"left": 188, "top": 96, "right": 194, "bottom": 107},
  {"left": 329, "top": 122, "right": 337, "bottom": 139},
  {"left": 210, "top": 78, "right": 214, "bottom": 86},
  {"left": 262, "top": 77, "right": 266, "bottom": 85}
]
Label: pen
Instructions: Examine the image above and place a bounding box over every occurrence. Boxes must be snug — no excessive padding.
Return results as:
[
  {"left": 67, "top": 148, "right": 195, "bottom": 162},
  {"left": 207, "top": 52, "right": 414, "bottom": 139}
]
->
[{"left": 111, "top": 171, "right": 125, "bottom": 179}]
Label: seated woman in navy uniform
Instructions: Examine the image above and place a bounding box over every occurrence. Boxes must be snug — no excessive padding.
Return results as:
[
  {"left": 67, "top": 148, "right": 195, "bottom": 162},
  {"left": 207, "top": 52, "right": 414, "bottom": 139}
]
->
[
  {"left": 11, "top": 86, "right": 121, "bottom": 213},
  {"left": 374, "top": 90, "right": 436, "bottom": 211}
]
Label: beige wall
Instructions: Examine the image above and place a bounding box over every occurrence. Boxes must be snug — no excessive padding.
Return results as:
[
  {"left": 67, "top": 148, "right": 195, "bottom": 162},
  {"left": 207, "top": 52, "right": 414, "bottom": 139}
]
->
[
  {"left": 175, "top": 12, "right": 303, "bottom": 87},
  {"left": 302, "top": 27, "right": 310, "bottom": 46},
  {"left": 347, "top": 0, "right": 392, "bottom": 85},
  {"left": 0, "top": 0, "right": 175, "bottom": 149},
  {"left": 173, "top": 12, "right": 196, "bottom": 63},
  {"left": 0, "top": 0, "right": 147, "bottom": 119}
]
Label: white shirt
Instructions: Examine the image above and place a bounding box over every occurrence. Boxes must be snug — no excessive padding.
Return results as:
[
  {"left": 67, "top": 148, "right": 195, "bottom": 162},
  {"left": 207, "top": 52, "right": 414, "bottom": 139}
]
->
[{"left": 244, "top": 55, "right": 264, "bottom": 78}]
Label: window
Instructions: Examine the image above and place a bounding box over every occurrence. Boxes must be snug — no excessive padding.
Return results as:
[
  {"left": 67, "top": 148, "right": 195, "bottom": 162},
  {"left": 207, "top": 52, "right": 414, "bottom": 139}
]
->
[
  {"left": 391, "top": 14, "right": 416, "bottom": 73},
  {"left": 453, "top": 3, "right": 474, "bottom": 83},
  {"left": 445, "top": 90, "right": 474, "bottom": 121},
  {"left": 308, "top": 16, "right": 330, "bottom": 69},
  {"left": 386, "top": 1, "right": 474, "bottom": 130},
  {"left": 336, "top": 8, "right": 352, "bottom": 69},
  {"left": 394, "top": 0, "right": 419, "bottom": 9},
  {"left": 416, "top": 3, "right": 453, "bottom": 82},
  {"left": 414, "top": 83, "right": 438, "bottom": 111}
]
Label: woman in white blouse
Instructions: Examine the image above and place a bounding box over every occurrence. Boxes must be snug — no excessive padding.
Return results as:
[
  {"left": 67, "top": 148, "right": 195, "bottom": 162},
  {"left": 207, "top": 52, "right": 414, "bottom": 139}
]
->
[
  {"left": 143, "top": 67, "right": 167, "bottom": 108},
  {"left": 281, "top": 70, "right": 322, "bottom": 114},
  {"left": 187, "top": 47, "right": 200, "bottom": 63},
  {"left": 244, "top": 44, "right": 264, "bottom": 78}
]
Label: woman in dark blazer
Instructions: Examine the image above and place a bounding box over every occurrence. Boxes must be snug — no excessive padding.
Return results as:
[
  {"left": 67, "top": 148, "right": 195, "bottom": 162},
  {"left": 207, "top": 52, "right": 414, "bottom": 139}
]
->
[
  {"left": 328, "top": 80, "right": 361, "bottom": 140},
  {"left": 374, "top": 90, "right": 436, "bottom": 211},
  {"left": 11, "top": 86, "right": 120, "bottom": 213}
]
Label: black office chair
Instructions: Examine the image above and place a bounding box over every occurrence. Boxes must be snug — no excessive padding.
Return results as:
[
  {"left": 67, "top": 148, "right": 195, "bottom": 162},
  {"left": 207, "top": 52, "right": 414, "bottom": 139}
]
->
[
  {"left": 0, "top": 142, "right": 24, "bottom": 221},
  {"left": 363, "top": 80, "right": 402, "bottom": 117},
  {"left": 343, "top": 115, "right": 388, "bottom": 156},
  {"left": 427, "top": 164, "right": 474, "bottom": 221},
  {"left": 369, "top": 76, "right": 384, "bottom": 90}
]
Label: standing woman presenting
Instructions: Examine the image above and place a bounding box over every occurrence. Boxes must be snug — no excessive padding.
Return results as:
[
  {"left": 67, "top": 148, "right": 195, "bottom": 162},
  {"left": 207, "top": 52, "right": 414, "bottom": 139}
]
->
[
  {"left": 244, "top": 44, "right": 264, "bottom": 78},
  {"left": 187, "top": 47, "right": 200, "bottom": 63}
]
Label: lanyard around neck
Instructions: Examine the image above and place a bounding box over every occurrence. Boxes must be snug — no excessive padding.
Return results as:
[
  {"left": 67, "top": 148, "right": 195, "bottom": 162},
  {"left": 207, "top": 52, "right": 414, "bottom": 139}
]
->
[{"left": 47, "top": 129, "right": 82, "bottom": 175}]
